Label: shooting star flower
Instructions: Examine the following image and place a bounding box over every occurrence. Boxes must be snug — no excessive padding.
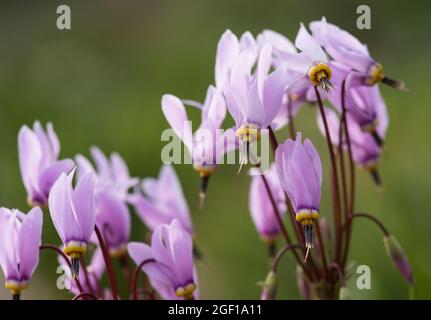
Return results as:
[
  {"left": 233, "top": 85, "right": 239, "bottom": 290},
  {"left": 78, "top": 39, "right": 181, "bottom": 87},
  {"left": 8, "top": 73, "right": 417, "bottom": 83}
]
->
[
  {"left": 275, "top": 133, "right": 322, "bottom": 258},
  {"left": 128, "top": 219, "right": 198, "bottom": 300},
  {"left": 0, "top": 207, "right": 43, "bottom": 298},
  {"left": 18, "top": 122, "right": 74, "bottom": 207},
  {"left": 128, "top": 165, "right": 193, "bottom": 235},
  {"left": 310, "top": 17, "right": 406, "bottom": 90},
  {"left": 249, "top": 164, "right": 286, "bottom": 244},
  {"left": 48, "top": 169, "right": 96, "bottom": 277},
  {"left": 162, "top": 86, "right": 236, "bottom": 206}
]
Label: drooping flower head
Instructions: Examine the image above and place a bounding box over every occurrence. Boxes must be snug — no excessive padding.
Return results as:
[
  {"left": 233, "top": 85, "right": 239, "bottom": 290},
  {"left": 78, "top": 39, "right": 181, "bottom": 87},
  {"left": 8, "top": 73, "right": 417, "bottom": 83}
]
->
[
  {"left": 255, "top": 30, "right": 308, "bottom": 131},
  {"left": 310, "top": 17, "right": 406, "bottom": 90},
  {"left": 128, "top": 219, "right": 198, "bottom": 300},
  {"left": 0, "top": 207, "right": 43, "bottom": 297},
  {"left": 282, "top": 23, "right": 333, "bottom": 93},
  {"left": 317, "top": 107, "right": 385, "bottom": 187},
  {"left": 76, "top": 148, "right": 135, "bottom": 257},
  {"left": 93, "top": 190, "right": 131, "bottom": 257},
  {"left": 329, "top": 83, "right": 388, "bottom": 145},
  {"left": 275, "top": 133, "right": 322, "bottom": 252},
  {"left": 18, "top": 122, "right": 74, "bottom": 207},
  {"left": 249, "top": 164, "right": 286, "bottom": 244},
  {"left": 129, "top": 165, "right": 193, "bottom": 235},
  {"left": 223, "top": 42, "right": 287, "bottom": 143},
  {"left": 162, "top": 86, "right": 236, "bottom": 205},
  {"left": 215, "top": 29, "right": 258, "bottom": 93},
  {"left": 48, "top": 169, "right": 96, "bottom": 276}
]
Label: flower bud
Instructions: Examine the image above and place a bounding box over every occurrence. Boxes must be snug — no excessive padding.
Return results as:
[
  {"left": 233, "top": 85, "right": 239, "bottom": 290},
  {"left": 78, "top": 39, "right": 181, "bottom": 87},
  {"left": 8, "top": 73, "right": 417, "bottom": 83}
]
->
[
  {"left": 260, "top": 271, "right": 277, "bottom": 300},
  {"left": 384, "top": 235, "right": 414, "bottom": 284}
]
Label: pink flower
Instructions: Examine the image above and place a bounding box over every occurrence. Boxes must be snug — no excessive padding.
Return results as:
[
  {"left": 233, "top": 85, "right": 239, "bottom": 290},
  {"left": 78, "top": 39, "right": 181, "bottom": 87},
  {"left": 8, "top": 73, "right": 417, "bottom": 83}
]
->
[
  {"left": 18, "top": 122, "right": 74, "bottom": 206},
  {"left": 0, "top": 207, "right": 43, "bottom": 296},
  {"left": 48, "top": 169, "right": 96, "bottom": 275},
  {"left": 249, "top": 164, "right": 286, "bottom": 243},
  {"left": 129, "top": 165, "right": 193, "bottom": 235},
  {"left": 128, "top": 219, "right": 198, "bottom": 300},
  {"left": 275, "top": 133, "right": 322, "bottom": 249}
]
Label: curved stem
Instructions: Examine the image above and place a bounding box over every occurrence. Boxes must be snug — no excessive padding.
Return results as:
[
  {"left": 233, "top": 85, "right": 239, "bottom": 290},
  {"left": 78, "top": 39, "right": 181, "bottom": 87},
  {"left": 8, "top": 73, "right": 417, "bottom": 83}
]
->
[
  {"left": 271, "top": 244, "right": 302, "bottom": 273},
  {"left": 131, "top": 259, "right": 156, "bottom": 300},
  {"left": 39, "top": 244, "right": 84, "bottom": 294},
  {"left": 341, "top": 80, "right": 357, "bottom": 269},
  {"left": 351, "top": 212, "right": 390, "bottom": 236},
  {"left": 314, "top": 87, "right": 343, "bottom": 263},
  {"left": 94, "top": 225, "right": 119, "bottom": 300},
  {"left": 80, "top": 257, "right": 96, "bottom": 294},
  {"left": 315, "top": 223, "right": 329, "bottom": 279},
  {"left": 330, "top": 263, "right": 346, "bottom": 287},
  {"left": 72, "top": 292, "right": 98, "bottom": 300}
]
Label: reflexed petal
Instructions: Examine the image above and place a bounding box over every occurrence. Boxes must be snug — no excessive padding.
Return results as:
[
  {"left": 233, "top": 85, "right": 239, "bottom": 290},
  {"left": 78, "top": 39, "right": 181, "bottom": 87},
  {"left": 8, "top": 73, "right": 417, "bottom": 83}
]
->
[
  {"left": 18, "top": 125, "right": 42, "bottom": 200},
  {"left": 295, "top": 23, "right": 327, "bottom": 63},
  {"left": 161, "top": 94, "right": 194, "bottom": 153},
  {"left": 215, "top": 29, "right": 239, "bottom": 89}
]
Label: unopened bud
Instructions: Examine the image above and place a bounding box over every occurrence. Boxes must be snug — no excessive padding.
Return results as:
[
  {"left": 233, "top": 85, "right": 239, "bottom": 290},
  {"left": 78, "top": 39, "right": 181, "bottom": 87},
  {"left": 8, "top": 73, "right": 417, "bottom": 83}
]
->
[
  {"left": 384, "top": 235, "right": 414, "bottom": 284},
  {"left": 260, "top": 271, "right": 277, "bottom": 300}
]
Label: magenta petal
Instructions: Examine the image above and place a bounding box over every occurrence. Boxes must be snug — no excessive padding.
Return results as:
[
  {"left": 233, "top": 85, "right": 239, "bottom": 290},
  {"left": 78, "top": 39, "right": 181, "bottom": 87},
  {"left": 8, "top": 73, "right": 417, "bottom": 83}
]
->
[{"left": 161, "top": 94, "right": 194, "bottom": 154}]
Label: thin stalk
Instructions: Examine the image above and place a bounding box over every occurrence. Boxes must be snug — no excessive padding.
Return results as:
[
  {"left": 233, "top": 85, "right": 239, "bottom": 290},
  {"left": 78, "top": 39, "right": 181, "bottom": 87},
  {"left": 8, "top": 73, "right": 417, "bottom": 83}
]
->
[
  {"left": 94, "top": 225, "right": 119, "bottom": 300},
  {"left": 314, "top": 87, "right": 343, "bottom": 263},
  {"left": 271, "top": 244, "right": 303, "bottom": 273},
  {"left": 131, "top": 259, "right": 156, "bottom": 300},
  {"left": 350, "top": 212, "right": 390, "bottom": 236},
  {"left": 338, "top": 104, "right": 348, "bottom": 226},
  {"left": 330, "top": 263, "right": 346, "bottom": 287},
  {"left": 340, "top": 80, "right": 357, "bottom": 269},
  {"left": 72, "top": 292, "right": 98, "bottom": 300},
  {"left": 315, "top": 223, "right": 329, "bottom": 279},
  {"left": 40, "top": 244, "right": 84, "bottom": 294},
  {"left": 287, "top": 100, "right": 296, "bottom": 138},
  {"left": 80, "top": 257, "right": 96, "bottom": 294}
]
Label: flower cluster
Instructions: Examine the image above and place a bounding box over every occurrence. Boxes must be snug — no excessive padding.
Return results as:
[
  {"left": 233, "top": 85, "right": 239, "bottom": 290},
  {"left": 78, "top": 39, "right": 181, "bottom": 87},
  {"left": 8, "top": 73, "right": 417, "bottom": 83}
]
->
[{"left": 0, "top": 17, "right": 413, "bottom": 300}]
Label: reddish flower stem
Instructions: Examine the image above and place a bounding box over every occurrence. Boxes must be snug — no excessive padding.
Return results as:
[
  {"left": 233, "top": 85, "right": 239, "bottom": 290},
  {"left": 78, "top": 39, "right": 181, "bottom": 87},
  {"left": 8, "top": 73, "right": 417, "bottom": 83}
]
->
[
  {"left": 315, "top": 222, "right": 329, "bottom": 279},
  {"left": 39, "top": 244, "right": 85, "bottom": 294},
  {"left": 72, "top": 292, "right": 98, "bottom": 300},
  {"left": 350, "top": 212, "right": 390, "bottom": 236},
  {"left": 314, "top": 87, "right": 343, "bottom": 264},
  {"left": 94, "top": 225, "right": 119, "bottom": 300},
  {"left": 340, "top": 80, "right": 357, "bottom": 269},
  {"left": 131, "top": 259, "right": 156, "bottom": 300},
  {"left": 271, "top": 244, "right": 303, "bottom": 273}
]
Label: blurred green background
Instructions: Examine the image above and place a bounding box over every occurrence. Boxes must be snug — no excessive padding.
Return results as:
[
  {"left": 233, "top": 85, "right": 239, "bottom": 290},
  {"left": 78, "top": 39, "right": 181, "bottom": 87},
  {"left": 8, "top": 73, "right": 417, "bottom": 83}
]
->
[{"left": 0, "top": 0, "right": 430, "bottom": 299}]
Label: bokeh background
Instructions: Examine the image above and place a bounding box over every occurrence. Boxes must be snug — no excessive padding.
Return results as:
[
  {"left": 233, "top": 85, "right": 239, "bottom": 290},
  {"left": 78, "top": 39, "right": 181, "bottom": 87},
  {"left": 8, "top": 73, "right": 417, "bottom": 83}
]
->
[{"left": 0, "top": 0, "right": 430, "bottom": 299}]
